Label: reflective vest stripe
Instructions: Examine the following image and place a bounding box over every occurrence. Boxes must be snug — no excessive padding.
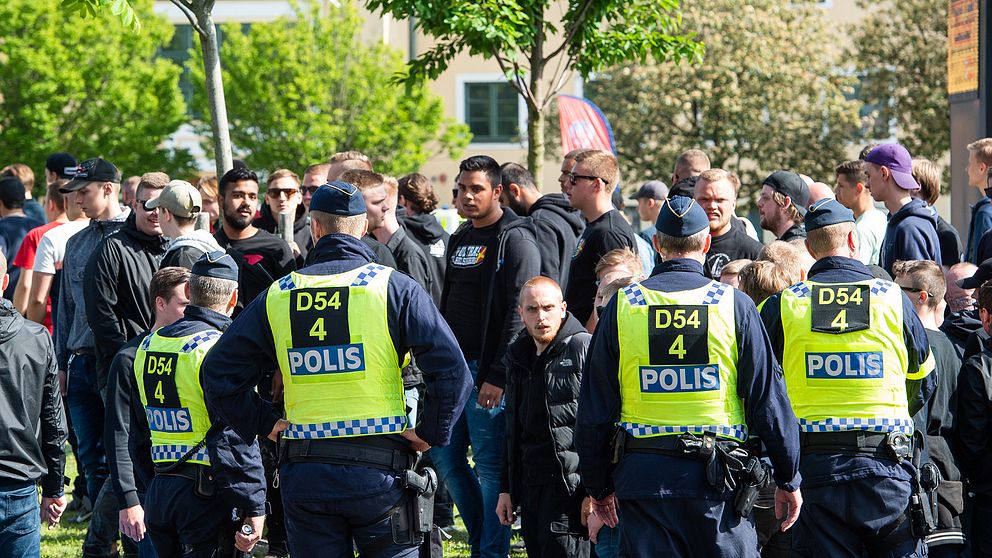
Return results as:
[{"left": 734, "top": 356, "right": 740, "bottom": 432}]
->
[
  {"left": 619, "top": 422, "right": 748, "bottom": 441},
  {"left": 284, "top": 415, "right": 408, "bottom": 439},
  {"left": 151, "top": 444, "right": 210, "bottom": 465}
]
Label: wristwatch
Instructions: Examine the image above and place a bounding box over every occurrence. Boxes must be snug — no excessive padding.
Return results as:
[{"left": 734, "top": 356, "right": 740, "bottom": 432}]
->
[{"left": 240, "top": 523, "right": 254, "bottom": 537}]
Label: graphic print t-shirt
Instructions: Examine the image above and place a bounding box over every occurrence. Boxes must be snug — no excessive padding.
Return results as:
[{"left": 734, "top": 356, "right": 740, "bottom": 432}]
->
[{"left": 443, "top": 222, "right": 499, "bottom": 360}]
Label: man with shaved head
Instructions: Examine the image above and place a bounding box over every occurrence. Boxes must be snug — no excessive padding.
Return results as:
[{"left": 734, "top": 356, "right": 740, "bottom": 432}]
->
[{"left": 496, "top": 276, "right": 591, "bottom": 557}]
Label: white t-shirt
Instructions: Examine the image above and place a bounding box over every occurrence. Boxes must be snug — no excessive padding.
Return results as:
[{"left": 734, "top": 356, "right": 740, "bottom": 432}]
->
[
  {"left": 856, "top": 208, "right": 887, "bottom": 266},
  {"left": 34, "top": 220, "right": 90, "bottom": 274}
]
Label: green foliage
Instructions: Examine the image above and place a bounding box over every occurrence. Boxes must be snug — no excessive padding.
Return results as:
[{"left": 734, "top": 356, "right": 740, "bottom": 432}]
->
[
  {"left": 852, "top": 0, "right": 949, "bottom": 161},
  {"left": 1, "top": 0, "right": 192, "bottom": 181},
  {"left": 186, "top": 2, "right": 469, "bottom": 176},
  {"left": 365, "top": 0, "right": 702, "bottom": 85},
  {"left": 586, "top": 0, "right": 862, "bottom": 196},
  {"left": 60, "top": 0, "right": 141, "bottom": 31}
]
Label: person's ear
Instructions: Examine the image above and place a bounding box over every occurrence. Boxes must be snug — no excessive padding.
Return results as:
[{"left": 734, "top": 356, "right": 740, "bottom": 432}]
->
[
  {"left": 702, "top": 234, "right": 712, "bottom": 254},
  {"left": 805, "top": 239, "right": 816, "bottom": 259},
  {"left": 227, "top": 288, "right": 239, "bottom": 314},
  {"left": 652, "top": 234, "right": 662, "bottom": 254},
  {"left": 184, "top": 282, "right": 191, "bottom": 300},
  {"left": 509, "top": 183, "right": 522, "bottom": 200},
  {"left": 2, "top": 274, "right": 9, "bottom": 292}
]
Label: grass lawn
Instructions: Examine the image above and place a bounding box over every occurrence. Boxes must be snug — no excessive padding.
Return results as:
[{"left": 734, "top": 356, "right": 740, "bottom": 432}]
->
[{"left": 42, "top": 455, "right": 524, "bottom": 557}]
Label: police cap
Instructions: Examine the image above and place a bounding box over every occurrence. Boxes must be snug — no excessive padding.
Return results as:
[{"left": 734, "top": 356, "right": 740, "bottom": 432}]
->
[
  {"left": 309, "top": 181, "right": 366, "bottom": 216},
  {"left": 804, "top": 198, "right": 855, "bottom": 233},
  {"left": 654, "top": 195, "right": 709, "bottom": 238},
  {"left": 191, "top": 251, "right": 239, "bottom": 282}
]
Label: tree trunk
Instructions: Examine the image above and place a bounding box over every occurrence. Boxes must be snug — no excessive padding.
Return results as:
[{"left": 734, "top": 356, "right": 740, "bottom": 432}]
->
[
  {"left": 527, "top": 18, "right": 545, "bottom": 190},
  {"left": 196, "top": 9, "right": 233, "bottom": 177}
]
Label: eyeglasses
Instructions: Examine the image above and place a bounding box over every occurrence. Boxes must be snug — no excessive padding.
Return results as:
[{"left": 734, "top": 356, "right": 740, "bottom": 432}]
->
[
  {"left": 137, "top": 199, "right": 157, "bottom": 212},
  {"left": 900, "top": 285, "right": 933, "bottom": 297},
  {"left": 568, "top": 173, "right": 603, "bottom": 186},
  {"left": 301, "top": 186, "right": 321, "bottom": 195},
  {"left": 267, "top": 188, "right": 299, "bottom": 199}
]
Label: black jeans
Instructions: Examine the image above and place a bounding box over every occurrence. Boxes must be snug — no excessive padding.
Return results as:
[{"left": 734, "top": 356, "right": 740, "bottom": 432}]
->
[{"left": 518, "top": 483, "right": 589, "bottom": 558}]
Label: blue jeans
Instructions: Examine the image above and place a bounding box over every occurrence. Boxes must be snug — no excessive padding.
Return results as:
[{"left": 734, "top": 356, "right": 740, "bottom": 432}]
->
[
  {"left": 429, "top": 361, "right": 509, "bottom": 558},
  {"left": 0, "top": 483, "right": 40, "bottom": 558},
  {"left": 593, "top": 524, "right": 621, "bottom": 558},
  {"left": 66, "top": 354, "right": 109, "bottom": 499},
  {"left": 280, "top": 462, "right": 418, "bottom": 557}
]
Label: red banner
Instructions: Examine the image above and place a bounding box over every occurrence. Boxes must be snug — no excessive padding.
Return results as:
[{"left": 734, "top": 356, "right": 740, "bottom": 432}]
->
[{"left": 557, "top": 94, "right": 616, "bottom": 155}]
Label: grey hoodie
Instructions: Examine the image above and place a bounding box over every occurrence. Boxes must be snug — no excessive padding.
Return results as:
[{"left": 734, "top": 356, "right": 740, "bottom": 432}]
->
[
  {"left": 162, "top": 229, "right": 223, "bottom": 269},
  {"left": 55, "top": 209, "right": 130, "bottom": 370}
]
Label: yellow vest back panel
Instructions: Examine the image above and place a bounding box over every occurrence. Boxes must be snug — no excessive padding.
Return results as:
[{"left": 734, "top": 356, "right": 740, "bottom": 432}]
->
[
  {"left": 616, "top": 281, "right": 746, "bottom": 441},
  {"left": 266, "top": 264, "right": 407, "bottom": 439}
]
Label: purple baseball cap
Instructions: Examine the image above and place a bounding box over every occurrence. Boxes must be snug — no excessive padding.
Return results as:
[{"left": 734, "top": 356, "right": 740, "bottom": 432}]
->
[{"left": 864, "top": 143, "right": 919, "bottom": 190}]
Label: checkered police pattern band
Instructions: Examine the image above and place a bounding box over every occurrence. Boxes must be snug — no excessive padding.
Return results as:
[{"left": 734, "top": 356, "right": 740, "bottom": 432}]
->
[
  {"left": 181, "top": 330, "right": 221, "bottom": 353},
  {"left": 350, "top": 264, "right": 387, "bottom": 287},
  {"left": 140, "top": 336, "right": 153, "bottom": 350},
  {"left": 701, "top": 282, "right": 729, "bottom": 305},
  {"left": 870, "top": 280, "right": 892, "bottom": 296},
  {"left": 151, "top": 444, "right": 210, "bottom": 464},
  {"left": 622, "top": 284, "right": 646, "bottom": 306},
  {"left": 284, "top": 415, "right": 408, "bottom": 439},
  {"left": 798, "top": 417, "right": 914, "bottom": 434},
  {"left": 620, "top": 422, "right": 748, "bottom": 441},
  {"left": 277, "top": 274, "right": 297, "bottom": 291},
  {"left": 787, "top": 282, "right": 811, "bottom": 298}
]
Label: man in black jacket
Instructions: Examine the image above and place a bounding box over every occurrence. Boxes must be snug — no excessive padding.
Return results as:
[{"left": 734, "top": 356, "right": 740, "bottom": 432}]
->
[
  {"left": 104, "top": 266, "right": 190, "bottom": 551},
  {"left": 497, "top": 276, "right": 591, "bottom": 558},
  {"left": 957, "top": 280, "right": 992, "bottom": 557},
  {"left": 398, "top": 173, "right": 449, "bottom": 292},
  {"left": 0, "top": 253, "right": 67, "bottom": 555},
  {"left": 84, "top": 172, "right": 170, "bottom": 387},
  {"left": 252, "top": 169, "right": 311, "bottom": 266},
  {"left": 500, "top": 162, "right": 585, "bottom": 287},
  {"left": 434, "top": 155, "right": 542, "bottom": 557}
]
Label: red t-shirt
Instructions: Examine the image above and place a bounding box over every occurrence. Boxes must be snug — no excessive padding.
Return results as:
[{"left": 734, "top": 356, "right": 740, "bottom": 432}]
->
[{"left": 13, "top": 221, "right": 62, "bottom": 333}]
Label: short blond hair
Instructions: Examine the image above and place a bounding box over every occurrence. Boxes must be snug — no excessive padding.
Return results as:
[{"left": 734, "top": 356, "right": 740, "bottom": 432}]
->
[
  {"left": 806, "top": 222, "right": 855, "bottom": 256},
  {"left": 196, "top": 175, "right": 218, "bottom": 199},
  {"left": 382, "top": 175, "right": 399, "bottom": 197},
  {"left": 697, "top": 168, "right": 740, "bottom": 195},
  {"left": 720, "top": 259, "right": 752, "bottom": 277},
  {"left": 674, "top": 149, "right": 711, "bottom": 180},
  {"left": 738, "top": 261, "right": 792, "bottom": 305},
  {"left": 911, "top": 158, "right": 941, "bottom": 206},
  {"left": 757, "top": 241, "right": 804, "bottom": 284},
  {"left": 339, "top": 169, "right": 386, "bottom": 193},
  {"left": 304, "top": 163, "right": 331, "bottom": 179},
  {"left": 266, "top": 169, "right": 300, "bottom": 187},
  {"left": 137, "top": 172, "right": 169, "bottom": 196},
  {"left": 595, "top": 247, "right": 643, "bottom": 277},
  {"left": 967, "top": 138, "right": 992, "bottom": 167},
  {"left": 574, "top": 150, "right": 619, "bottom": 188},
  {"left": 893, "top": 260, "right": 946, "bottom": 309},
  {"left": 329, "top": 150, "right": 373, "bottom": 170}
]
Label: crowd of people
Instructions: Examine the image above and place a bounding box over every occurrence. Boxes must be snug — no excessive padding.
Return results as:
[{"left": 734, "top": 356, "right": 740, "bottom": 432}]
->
[{"left": 1, "top": 138, "right": 992, "bottom": 558}]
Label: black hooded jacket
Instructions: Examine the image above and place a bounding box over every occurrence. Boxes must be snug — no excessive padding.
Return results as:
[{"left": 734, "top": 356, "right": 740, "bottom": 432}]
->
[
  {"left": 527, "top": 193, "right": 585, "bottom": 287},
  {"left": 0, "top": 298, "right": 66, "bottom": 497},
  {"left": 84, "top": 212, "right": 169, "bottom": 387},
  {"left": 940, "top": 308, "right": 987, "bottom": 361},
  {"left": 401, "top": 212, "right": 450, "bottom": 298},
  {"left": 501, "top": 312, "right": 590, "bottom": 499}
]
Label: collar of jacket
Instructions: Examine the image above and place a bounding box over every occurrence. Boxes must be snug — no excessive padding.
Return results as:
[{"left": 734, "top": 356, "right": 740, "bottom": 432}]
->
[{"left": 308, "top": 233, "right": 376, "bottom": 265}]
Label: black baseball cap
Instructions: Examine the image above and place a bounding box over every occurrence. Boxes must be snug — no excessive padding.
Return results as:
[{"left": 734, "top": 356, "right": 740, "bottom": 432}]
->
[
  {"left": 958, "top": 258, "right": 992, "bottom": 289},
  {"left": 762, "top": 170, "right": 810, "bottom": 217},
  {"left": 45, "top": 152, "right": 77, "bottom": 179},
  {"left": 59, "top": 158, "right": 121, "bottom": 193}
]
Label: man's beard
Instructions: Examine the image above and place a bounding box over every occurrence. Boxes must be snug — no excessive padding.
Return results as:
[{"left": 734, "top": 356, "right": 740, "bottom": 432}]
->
[
  {"left": 532, "top": 328, "right": 557, "bottom": 346},
  {"left": 223, "top": 209, "right": 252, "bottom": 230}
]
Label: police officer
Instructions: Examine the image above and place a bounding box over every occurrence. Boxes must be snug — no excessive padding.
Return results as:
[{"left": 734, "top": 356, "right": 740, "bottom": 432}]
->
[
  {"left": 132, "top": 252, "right": 267, "bottom": 557},
  {"left": 201, "top": 181, "right": 473, "bottom": 556},
  {"left": 575, "top": 196, "right": 803, "bottom": 556},
  {"left": 759, "top": 199, "right": 936, "bottom": 557}
]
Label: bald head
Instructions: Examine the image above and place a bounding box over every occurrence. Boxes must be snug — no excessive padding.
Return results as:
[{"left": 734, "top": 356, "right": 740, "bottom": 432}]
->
[
  {"left": 946, "top": 262, "right": 979, "bottom": 313},
  {"left": 807, "top": 182, "right": 835, "bottom": 206}
]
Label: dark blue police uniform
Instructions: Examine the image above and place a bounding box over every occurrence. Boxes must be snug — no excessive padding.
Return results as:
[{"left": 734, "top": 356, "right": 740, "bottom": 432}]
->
[
  {"left": 202, "top": 183, "right": 472, "bottom": 557},
  {"left": 760, "top": 200, "right": 937, "bottom": 558},
  {"left": 575, "top": 197, "right": 802, "bottom": 557}
]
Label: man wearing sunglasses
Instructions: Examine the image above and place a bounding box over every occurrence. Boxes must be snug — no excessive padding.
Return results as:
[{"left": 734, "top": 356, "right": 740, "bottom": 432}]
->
[
  {"left": 563, "top": 150, "right": 638, "bottom": 331},
  {"left": 253, "top": 169, "right": 311, "bottom": 265}
]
